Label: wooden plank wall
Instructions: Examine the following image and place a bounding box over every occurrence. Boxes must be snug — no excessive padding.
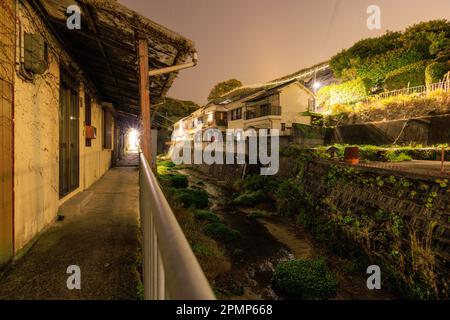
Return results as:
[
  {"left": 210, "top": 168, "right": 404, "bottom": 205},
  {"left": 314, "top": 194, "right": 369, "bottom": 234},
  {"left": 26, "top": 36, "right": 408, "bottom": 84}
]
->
[{"left": 0, "top": 0, "right": 15, "bottom": 265}]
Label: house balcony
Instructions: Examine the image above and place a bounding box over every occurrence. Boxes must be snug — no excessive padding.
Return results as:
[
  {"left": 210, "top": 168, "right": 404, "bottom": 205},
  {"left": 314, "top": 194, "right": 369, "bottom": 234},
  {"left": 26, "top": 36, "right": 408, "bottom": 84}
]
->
[
  {"left": 244, "top": 106, "right": 282, "bottom": 120},
  {"left": 203, "top": 117, "right": 228, "bottom": 129}
]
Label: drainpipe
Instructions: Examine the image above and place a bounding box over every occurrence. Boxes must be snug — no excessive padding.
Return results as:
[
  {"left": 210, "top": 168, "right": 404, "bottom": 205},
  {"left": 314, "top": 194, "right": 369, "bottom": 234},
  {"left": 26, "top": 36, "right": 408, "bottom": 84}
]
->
[
  {"left": 148, "top": 51, "right": 198, "bottom": 77},
  {"left": 15, "top": 1, "right": 34, "bottom": 81}
]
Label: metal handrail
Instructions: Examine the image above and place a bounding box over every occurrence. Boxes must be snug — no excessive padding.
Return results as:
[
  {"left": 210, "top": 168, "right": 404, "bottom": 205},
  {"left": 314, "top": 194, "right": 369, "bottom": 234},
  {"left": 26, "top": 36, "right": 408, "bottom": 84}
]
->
[
  {"left": 139, "top": 153, "right": 215, "bottom": 300},
  {"left": 362, "top": 80, "right": 450, "bottom": 103}
]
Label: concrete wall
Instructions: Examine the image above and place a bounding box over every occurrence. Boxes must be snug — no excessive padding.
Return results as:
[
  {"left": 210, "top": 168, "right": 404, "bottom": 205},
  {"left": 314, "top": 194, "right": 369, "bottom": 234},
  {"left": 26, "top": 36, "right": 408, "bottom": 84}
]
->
[
  {"left": 13, "top": 2, "right": 113, "bottom": 252},
  {"left": 332, "top": 115, "right": 450, "bottom": 146}
]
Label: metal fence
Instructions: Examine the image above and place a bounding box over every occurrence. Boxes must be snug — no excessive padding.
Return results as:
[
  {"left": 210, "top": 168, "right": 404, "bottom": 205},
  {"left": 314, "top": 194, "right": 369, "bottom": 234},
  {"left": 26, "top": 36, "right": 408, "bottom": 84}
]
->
[
  {"left": 363, "top": 80, "right": 450, "bottom": 103},
  {"left": 139, "top": 153, "right": 215, "bottom": 300}
]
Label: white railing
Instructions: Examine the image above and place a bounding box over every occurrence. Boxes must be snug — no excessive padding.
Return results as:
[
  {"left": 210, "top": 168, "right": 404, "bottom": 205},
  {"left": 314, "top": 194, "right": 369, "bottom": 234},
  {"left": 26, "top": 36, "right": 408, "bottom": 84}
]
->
[
  {"left": 139, "top": 153, "right": 215, "bottom": 300},
  {"left": 363, "top": 81, "right": 450, "bottom": 103}
]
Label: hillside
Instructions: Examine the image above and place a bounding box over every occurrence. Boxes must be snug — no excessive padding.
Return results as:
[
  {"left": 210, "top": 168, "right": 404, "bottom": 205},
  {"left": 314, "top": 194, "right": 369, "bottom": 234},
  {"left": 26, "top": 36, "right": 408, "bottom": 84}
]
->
[{"left": 154, "top": 97, "right": 200, "bottom": 129}]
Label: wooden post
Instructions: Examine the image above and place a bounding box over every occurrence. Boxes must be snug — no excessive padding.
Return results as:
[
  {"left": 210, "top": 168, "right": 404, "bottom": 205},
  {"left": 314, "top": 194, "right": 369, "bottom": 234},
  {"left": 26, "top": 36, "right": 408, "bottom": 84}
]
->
[
  {"left": 441, "top": 146, "right": 445, "bottom": 175},
  {"left": 138, "top": 37, "right": 151, "bottom": 163}
]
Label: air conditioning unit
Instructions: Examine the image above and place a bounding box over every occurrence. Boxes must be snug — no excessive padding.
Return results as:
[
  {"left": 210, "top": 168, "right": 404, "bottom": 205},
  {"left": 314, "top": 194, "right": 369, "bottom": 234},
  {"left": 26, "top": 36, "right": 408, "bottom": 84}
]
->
[
  {"left": 86, "top": 126, "right": 97, "bottom": 139},
  {"left": 24, "top": 33, "right": 49, "bottom": 74}
]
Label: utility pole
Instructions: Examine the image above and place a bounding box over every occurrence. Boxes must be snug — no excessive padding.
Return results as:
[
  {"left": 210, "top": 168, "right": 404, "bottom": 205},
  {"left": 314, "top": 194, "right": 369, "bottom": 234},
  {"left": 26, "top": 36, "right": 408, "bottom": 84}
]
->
[{"left": 138, "top": 36, "right": 151, "bottom": 164}]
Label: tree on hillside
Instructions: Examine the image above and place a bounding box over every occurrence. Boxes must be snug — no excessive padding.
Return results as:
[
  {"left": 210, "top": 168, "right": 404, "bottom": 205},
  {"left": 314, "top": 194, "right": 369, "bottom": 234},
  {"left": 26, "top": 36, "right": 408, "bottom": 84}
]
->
[
  {"left": 329, "top": 20, "right": 450, "bottom": 85},
  {"left": 207, "top": 79, "right": 242, "bottom": 101},
  {"left": 157, "top": 97, "right": 200, "bottom": 123}
]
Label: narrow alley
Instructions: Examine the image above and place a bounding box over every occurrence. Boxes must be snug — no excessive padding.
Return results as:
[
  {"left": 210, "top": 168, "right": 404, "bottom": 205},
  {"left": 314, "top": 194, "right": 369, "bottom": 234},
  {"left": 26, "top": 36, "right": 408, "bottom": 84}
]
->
[{"left": 0, "top": 168, "right": 140, "bottom": 300}]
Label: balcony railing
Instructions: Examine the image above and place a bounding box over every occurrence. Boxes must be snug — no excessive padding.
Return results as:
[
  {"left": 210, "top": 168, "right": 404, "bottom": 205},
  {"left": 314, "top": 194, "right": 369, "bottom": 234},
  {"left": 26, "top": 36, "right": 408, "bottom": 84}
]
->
[
  {"left": 245, "top": 106, "right": 282, "bottom": 120},
  {"left": 215, "top": 119, "right": 228, "bottom": 126},
  {"left": 139, "top": 153, "right": 215, "bottom": 300}
]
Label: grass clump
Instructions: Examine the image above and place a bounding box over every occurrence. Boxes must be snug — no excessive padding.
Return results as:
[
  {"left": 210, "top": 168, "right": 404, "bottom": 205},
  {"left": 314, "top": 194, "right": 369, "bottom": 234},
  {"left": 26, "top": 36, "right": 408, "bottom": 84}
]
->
[
  {"left": 386, "top": 151, "right": 413, "bottom": 162},
  {"left": 273, "top": 258, "right": 338, "bottom": 300},
  {"left": 194, "top": 210, "right": 221, "bottom": 223},
  {"left": 173, "top": 188, "right": 209, "bottom": 209},
  {"left": 230, "top": 190, "right": 265, "bottom": 207},
  {"left": 204, "top": 223, "right": 241, "bottom": 242},
  {"left": 248, "top": 210, "right": 271, "bottom": 219},
  {"left": 158, "top": 160, "right": 176, "bottom": 168},
  {"left": 159, "top": 173, "right": 189, "bottom": 189}
]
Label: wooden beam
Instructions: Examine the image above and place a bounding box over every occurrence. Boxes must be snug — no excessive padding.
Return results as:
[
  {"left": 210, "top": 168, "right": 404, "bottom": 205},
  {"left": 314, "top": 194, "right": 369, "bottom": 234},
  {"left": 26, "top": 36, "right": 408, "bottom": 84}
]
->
[{"left": 138, "top": 37, "right": 152, "bottom": 163}]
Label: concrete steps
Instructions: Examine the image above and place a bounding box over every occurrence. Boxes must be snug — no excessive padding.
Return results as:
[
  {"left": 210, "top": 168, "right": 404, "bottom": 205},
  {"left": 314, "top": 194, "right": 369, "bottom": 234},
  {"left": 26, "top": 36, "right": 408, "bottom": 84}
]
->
[{"left": 58, "top": 191, "right": 94, "bottom": 219}]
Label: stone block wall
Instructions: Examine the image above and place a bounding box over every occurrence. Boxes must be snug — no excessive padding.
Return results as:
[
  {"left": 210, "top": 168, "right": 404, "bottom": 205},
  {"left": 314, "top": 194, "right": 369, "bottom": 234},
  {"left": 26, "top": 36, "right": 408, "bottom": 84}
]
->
[{"left": 294, "top": 158, "right": 450, "bottom": 298}]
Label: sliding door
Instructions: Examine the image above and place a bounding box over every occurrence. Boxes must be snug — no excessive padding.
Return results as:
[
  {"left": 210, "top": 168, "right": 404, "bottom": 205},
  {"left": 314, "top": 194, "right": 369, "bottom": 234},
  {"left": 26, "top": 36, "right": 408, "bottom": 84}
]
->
[{"left": 59, "top": 72, "right": 79, "bottom": 198}]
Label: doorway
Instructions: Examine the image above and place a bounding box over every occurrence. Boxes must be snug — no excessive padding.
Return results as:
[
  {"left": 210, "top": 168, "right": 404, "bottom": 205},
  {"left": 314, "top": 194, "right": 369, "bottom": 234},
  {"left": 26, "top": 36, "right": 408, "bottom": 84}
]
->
[{"left": 59, "top": 71, "right": 80, "bottom": 198}]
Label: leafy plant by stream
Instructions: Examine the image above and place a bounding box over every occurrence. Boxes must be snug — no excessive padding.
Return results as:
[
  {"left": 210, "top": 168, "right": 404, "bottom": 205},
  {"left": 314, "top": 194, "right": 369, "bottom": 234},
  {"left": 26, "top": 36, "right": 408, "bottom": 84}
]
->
[{"left": 273, "top": 259, "right": 338, "bottom": 300}]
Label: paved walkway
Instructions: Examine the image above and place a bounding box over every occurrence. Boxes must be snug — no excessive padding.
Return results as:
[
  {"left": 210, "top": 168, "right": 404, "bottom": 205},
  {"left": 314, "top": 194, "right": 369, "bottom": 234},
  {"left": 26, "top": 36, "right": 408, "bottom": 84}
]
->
[
  {"left": 116, "top": 152, "right": 139, "bottom": 167},
  {"left": 0, "top": 168, "right": 141, "bottom": 300},
  {"left": 357, "top": 160, "right": 450, "bottom": 177}
]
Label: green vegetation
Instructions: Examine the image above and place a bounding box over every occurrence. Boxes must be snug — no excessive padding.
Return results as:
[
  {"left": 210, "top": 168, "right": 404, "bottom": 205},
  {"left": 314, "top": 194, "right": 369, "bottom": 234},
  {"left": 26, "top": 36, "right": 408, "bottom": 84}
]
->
[
  {"left": 173, "top": 188, "right": 209, "bottom": 209},
  {"left": 230, "top": 190, "right": 265, "bottom": 207},
  {"left": 275, "top": 179, "right": 306, "bottom": 216},
  {"left": 384, "top": 61, "right": 427, "bottom": 90},
  {"left": 293, "top": 123, "right": 328, "bottom": 140},
  {"left": 157, "top": 98, "right": 199, "bottom": 124},
  {"left": 159, "top": 173, "right": 189, "bottom": 189},
  {"left": 208, "top": 78, "right": 243, "bottom": 101},
  {"left": 312, "top": 144, "right": 447, "bottom": 162},
  {"left": 204, "top": 223, "right": 241, "bottom": 242},
  {"left": 158, "top": 160, "right": 176, "bottom": 168},
  {"left": 425, "top": 61, "right": 450, "bottom": 84},
  {"left": 322, "top": 20, "right": 450, "bottom": 111},
  {"left": 273, "top": 259, "right": 338, "bottom": 300},
  {"left": 248, "top": 210, "right": 271, "bottom": 219},
  {"left": 317, "top": 78, "right": 370, "bottom": 107},
  {"left": 385, "top": 151, "right": 413, "bottom": 162},
  {"left": 194, "top": 210, "right": 221, "bottom": 223}
]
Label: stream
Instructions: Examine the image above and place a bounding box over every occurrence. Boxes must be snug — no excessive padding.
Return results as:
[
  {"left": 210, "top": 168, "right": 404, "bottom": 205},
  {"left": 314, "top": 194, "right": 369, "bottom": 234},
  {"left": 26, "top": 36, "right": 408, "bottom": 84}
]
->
[{"left": 177, "top": 168, "right": 395, "bottom": 300}]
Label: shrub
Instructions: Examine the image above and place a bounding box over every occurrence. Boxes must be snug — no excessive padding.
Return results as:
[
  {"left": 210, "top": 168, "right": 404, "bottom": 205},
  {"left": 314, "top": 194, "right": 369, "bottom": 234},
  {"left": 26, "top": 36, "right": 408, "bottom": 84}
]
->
[
  {"left": 275, "top": 179, "right": 305, "bottom": 216},
  {"left": 248, "top": 210, "right": 270, "bottom": 219},
  {"left": 358, "top": 48, "right": 427, "bottom": 85},
  {"left": 425, "top": 61, "right": 449, "bottom": 85},
  {"left": 317, "top": 78, "right": 370, "bottom": 108},
  {"left": 273, "top": 259, "right": 339, "bottom": 300},
  {"left": 386, "top": 151, "right": 413, "bottom": 162},
  {"left": 359, "top": 145, "right": 384, "bottom": 162},
  {"left": 192, "top": 243, "right": 217, "bottom": 257},
  {"left": 158, "top": 160, "right": 176, "bottom": 168},
  {"left": 384, "top": 61, "right": 427, "bottom": 90},
  {"left": 173, "top": 188, "right": 209, "bottom": 209},
  {"left": 204, "top": 223, "right": 241, "bottom": 242},
  {"left": 194, "top": 210, "right": 221, "bottom": 223},
  {"left": 230, "top": 190, "right": 265, "bottom": 207},
  {"left": 243, "top": 175, "right": 276, "bottom": 192},
  {"left": 160, "top": 174, "right": 188, "bottom": 188}
]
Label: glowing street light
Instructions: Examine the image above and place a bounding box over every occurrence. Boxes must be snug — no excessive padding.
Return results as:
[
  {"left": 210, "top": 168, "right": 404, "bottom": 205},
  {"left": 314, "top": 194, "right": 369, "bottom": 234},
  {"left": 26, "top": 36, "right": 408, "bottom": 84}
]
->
[{"left": 313, "top": 81, "right": 322, "bottom": 90}]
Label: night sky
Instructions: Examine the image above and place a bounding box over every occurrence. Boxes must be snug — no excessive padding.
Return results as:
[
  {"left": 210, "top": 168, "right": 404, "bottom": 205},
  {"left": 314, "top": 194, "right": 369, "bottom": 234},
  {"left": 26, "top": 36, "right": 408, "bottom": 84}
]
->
[{"left": 119, "top": 0, "right": 450, "bottom": 104}]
